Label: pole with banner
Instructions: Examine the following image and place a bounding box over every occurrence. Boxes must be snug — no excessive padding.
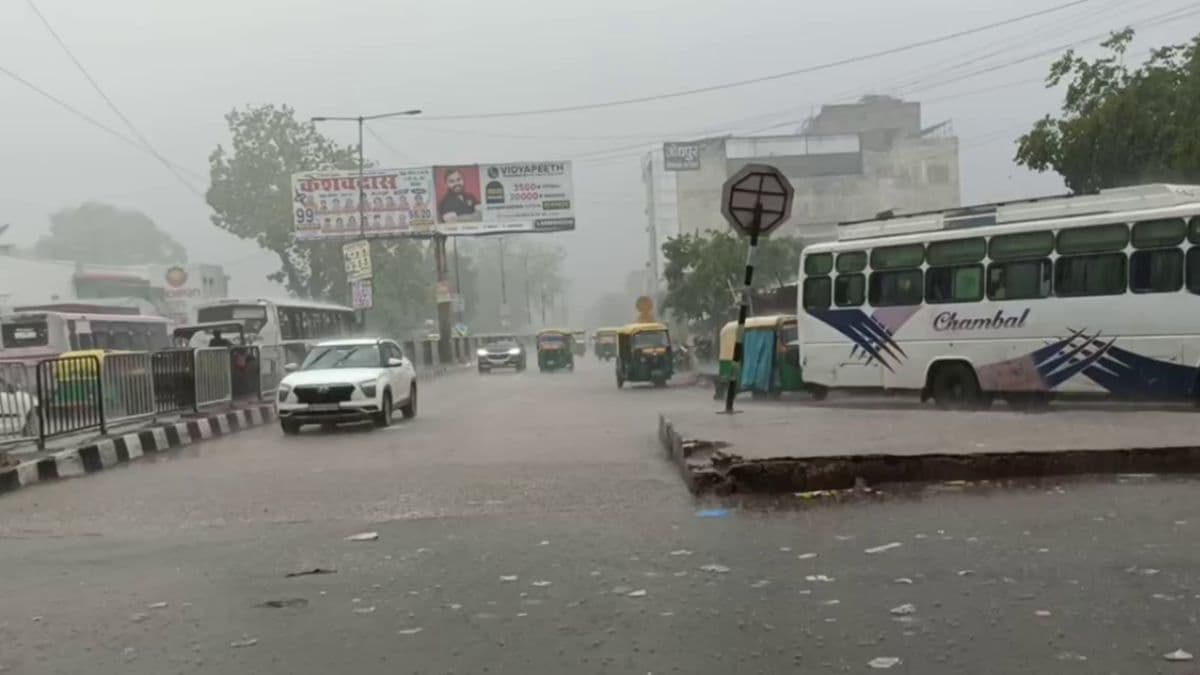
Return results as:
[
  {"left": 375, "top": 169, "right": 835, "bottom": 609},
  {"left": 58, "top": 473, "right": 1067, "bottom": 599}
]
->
[
  {"left": 719, "top": 164, "right": 794, "bottom": 414},
  {"left": 343, "top": 240, "right": 373, "bottom": 320}
]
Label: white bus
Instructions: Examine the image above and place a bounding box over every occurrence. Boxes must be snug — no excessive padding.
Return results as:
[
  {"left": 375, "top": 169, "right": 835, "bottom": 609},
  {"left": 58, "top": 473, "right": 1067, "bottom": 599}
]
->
[
  {"left": 194, "top": 298, "right": 358, "bottom": 389},
  {"left": 0, "top": 310, "right": 172, "bottom": 364},
  {"left": 798, "top": 184, "right": 1200, "bottom": 408}
]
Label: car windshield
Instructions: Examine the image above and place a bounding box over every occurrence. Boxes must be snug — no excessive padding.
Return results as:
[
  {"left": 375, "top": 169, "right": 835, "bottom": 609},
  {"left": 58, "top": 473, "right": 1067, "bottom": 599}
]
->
[
  {"left": 300, "top": 344, "right": 380, "bottom": 370},
  {"left": 631, "top": 331, "right": 669, "bottom": 349},
  {"left": 488, "top": 341, "right": 519, "bottom": 351}
]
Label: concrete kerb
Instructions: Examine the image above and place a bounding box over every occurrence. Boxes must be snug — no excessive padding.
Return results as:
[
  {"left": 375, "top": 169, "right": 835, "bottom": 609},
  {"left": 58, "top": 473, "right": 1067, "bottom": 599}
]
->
[
  {"left": 0, "top": 404, "right": 275, "bottom": 497},
  {"left": 658, "top": 413, "right": 1200, "bottom": 495}
]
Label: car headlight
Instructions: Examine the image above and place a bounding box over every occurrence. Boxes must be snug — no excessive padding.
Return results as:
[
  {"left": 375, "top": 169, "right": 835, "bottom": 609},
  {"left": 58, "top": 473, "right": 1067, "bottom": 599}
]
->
[
  {"left": 508, "top": 347, "right": 521, "bottom": 355},
  {"left": 277, "top": 384, "right": 291, "bottom": 402},
  {"left": 358, "top": 380, "right": 377, "bottom": 398},
  {"left": 477, "top": 348, "right": 488, "bottom": 356}
]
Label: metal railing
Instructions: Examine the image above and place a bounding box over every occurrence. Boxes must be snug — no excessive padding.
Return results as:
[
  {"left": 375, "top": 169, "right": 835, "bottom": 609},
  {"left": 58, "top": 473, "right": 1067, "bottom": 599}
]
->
[
  {"left": 194, "top": 347, "right": 232, "bottom": 410},
  {"left": 36, "top": 354, "right": 105, "bottom": 447},
  {"left": 153, "top": 349, "right": 195, "bottom": 414},
  {"left": 0, "top": 362, "right": 39, "bottom": 446},
  {"left": 101, "top": 352, "right": 156, "bottom": 424}
]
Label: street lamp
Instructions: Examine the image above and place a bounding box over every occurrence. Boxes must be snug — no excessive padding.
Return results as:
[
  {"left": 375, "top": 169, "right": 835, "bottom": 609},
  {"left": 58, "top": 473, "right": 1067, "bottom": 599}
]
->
[{"left": 311, "top": 109, "right": 422, "bottom": 238}]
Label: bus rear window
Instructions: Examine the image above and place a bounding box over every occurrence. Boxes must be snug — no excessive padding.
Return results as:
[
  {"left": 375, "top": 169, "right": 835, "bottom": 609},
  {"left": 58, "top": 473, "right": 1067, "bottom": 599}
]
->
[
  {"left": 198, "top": 305, "right": 268, "bottom": 333},
  {"left": 2, "top": 322, "right": 49, "bottom": 348}
]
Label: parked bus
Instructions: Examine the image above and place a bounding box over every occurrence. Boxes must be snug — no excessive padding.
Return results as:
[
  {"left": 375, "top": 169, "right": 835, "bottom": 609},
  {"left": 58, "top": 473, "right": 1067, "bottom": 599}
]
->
[
  {"left": 194, "top": 298, "right": 357, "bottom": 390},
  {"left": 798, "top": 184, "right": 1200, "bottom": 408},
  {"left": 0, "top": 311, "right": 172, "bottom": 364}
]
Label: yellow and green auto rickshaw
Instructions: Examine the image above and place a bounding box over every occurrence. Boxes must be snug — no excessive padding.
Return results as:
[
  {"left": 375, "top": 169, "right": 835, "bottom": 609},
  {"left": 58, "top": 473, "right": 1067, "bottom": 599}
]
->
[
  {"left": 536, "top": 329, "right": 575, "bottom": 372},
  {"left": 615, "top": 322, "right": 673, "bottom": 388},
  {"left": 717, "top": 315, "right": 806, "bottom": 398},
  {"left": 593, "top": 328, "right": 618, "bottom": 361},
  {"left": 571, "top": 330, "right": 587, "bottom": 358}
]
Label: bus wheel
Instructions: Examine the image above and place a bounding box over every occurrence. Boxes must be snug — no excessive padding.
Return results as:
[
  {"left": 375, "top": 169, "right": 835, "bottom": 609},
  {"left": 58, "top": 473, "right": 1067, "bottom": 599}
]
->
[{"left": 930, "top": 362, "right": 984, "bottom": 410}]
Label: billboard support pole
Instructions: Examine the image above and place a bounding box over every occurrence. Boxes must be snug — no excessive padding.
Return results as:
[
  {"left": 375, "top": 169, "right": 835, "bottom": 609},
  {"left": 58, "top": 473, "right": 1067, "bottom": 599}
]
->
[{"left": 434, "top": 234, "right": 452, "bottom": 363}]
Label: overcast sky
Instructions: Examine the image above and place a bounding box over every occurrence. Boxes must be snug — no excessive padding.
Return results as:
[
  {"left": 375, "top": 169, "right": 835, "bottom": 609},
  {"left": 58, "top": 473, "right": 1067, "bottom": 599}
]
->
[{"left": 1, "top": 0, "right": 1196, "bottom": 314}]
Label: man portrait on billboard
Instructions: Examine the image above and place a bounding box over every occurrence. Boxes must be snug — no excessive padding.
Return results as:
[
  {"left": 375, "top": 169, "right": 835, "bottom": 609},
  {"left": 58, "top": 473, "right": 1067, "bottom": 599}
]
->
[{"left": 436, "top": 166, "right": 481, "bottom": 223}]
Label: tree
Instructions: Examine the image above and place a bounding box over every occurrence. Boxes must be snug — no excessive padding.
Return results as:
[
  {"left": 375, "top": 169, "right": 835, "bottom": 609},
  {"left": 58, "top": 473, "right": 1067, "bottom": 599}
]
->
[
  {"left": 207, "top": 104, "right": 359, "bottom": 299},
  {"left": 661, "top": 230, "right": 803, "bottom": 331},
  {"left": 1016, "top": 30, "right": 1200, "bottom": 193},
  {"left": 34, "top": 202, "right": 186, "bottom": 264}
]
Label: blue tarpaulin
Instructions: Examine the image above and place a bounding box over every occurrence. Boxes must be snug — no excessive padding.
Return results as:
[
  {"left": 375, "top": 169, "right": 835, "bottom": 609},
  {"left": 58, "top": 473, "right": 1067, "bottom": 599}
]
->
[{"left": 739, "top": 329, "right": 775, "bottom": 392}]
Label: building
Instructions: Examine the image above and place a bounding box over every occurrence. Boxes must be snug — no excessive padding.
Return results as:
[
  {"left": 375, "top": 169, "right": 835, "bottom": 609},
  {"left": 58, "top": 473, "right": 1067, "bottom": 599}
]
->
[
  {"left": 642, "top": 95, "right": 961, "bottom": 283},
  {"left": 0, "top": 253, "right": 228, "bottom": 323}
]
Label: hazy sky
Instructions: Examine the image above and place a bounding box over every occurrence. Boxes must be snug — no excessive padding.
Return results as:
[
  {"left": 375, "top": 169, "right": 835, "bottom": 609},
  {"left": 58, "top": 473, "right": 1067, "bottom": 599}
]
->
[{"left": 1, "top": 0, "right": 1196, "bottom": 314}]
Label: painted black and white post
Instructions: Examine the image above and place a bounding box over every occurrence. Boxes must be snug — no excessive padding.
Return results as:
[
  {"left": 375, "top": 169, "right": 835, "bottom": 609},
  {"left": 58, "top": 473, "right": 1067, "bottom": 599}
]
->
[{"left": 719, "top": 164, "right": 794, "bottom": 414}]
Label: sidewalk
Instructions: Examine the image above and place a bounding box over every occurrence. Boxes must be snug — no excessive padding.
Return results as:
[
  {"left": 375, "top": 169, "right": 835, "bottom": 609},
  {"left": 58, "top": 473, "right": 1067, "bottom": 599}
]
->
[{"left": 658, "top": 402, "right": 1200, "bottom": 494}]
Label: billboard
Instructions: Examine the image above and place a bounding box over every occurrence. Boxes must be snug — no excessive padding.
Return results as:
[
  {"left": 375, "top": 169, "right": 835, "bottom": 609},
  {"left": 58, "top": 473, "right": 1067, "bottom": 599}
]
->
[
  {"left": 292, "top": 168, "right": 436, "bottom": 239},
  {"left": 663, "top": 142, "right": 702, "bottom": 171},
  {"left": 292, "top": 161, "right": 573, "bottom": 238}
]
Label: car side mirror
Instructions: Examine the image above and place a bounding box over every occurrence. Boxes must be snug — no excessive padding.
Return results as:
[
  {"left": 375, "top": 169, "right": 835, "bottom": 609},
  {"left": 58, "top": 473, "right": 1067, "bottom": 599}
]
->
[
  {"left": 387, "top": 357, "right": 404, "bottom": 367},
  {"left": 284, "top": 362, "right": 299, "bottom": 372}
]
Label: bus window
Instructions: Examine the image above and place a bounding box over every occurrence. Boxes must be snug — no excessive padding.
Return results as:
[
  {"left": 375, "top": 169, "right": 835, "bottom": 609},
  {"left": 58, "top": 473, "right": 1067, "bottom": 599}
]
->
[
  {"left": 1132, "top": 219, "right": 1186, "bottom": 248},
  {"left": 926, "top": 265, "right": 983, "bottom": 304},
  {"left": 927, "top": 238, "right": 985, "bottom": 265},
  {"left": 1187, "top": 248, "right": 1200, "bottom": 293},
  {"left": 1130, "top": 249, "right": 1183, "bottom": 294},
  {"left": 802, "top": 277, "right": 831, "bottom": 311},
  {"left": 804, "top": 253, "right": 833, "bottom": 276},
  {"left": 1055, "top": 253, "right": 1127, "bottom": 297},
  {"left": 1056, "top": 223, "right": 1128, "bottom": 254},
  {"left": 989, "top": 231, "right": 1053, "bottom": 260},
  {"left": 987, "top": 259, "right": 1051, "bottom": 300},
  {"left": 834, "top": 274, "right": 865, "bottom": 307},
  {"left": 869, "top": 269, "right": 923, "bottom": 306},
  {"left": 835, "top": 251, "right": 866, "bottom": 274},
  {"left": 871, "top": 244, "right": 924, "bottom": 270}
]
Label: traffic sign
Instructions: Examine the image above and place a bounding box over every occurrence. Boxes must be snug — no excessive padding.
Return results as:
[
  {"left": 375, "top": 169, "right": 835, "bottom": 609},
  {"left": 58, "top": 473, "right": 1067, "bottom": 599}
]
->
[
  {"left": 343, "top": 240, "right": 372, "bottom": 281},
  {"left": 720, "top": 163, "right": 794, "bottom": 238},
  {"left": 350, "top": 278, "right": 373, "bottom": 310}
]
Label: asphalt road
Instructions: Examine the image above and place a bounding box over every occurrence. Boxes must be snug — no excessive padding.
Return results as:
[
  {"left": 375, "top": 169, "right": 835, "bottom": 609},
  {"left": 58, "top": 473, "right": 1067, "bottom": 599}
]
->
[{"left": 2, "top": 357, "right": 1200, "bottom": 674}]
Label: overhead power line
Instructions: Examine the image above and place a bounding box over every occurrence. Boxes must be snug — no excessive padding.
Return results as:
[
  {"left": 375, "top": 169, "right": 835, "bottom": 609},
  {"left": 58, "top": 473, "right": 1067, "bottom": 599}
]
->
[
  {"left": 405, "top": 0, "right": 1092, "bottom": 121},
  {"left": 23, "top": 0, "right": 205, "bottom": 197},
  {"left": 0, "top": 63, "right": 206, "bottom": 182}
]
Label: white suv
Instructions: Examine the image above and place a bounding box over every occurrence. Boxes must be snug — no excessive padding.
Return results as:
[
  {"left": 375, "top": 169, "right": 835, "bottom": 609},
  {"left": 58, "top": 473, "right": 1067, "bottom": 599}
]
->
[{"left": 276, "top": 338, "right": 416, "bottom": 435}]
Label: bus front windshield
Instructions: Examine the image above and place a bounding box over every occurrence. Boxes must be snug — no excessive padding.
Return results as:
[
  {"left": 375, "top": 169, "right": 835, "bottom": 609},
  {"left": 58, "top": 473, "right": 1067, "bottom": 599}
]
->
[{"left": 198, "top": 306, "right": 268, "bottom": 336}]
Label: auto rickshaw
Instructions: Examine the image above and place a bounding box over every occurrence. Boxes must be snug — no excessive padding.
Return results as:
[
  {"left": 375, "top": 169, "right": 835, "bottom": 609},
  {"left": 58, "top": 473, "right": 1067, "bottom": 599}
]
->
[
  {"left": 571, "top": 330, "right": 587, "bottom": 358},
  {"left": 717, "top": 315, "right": 806, "bottom": 398},
  {"left": 536, "top": 329, "right": 574, "bottom": 372},
  {"left": 615, "top": 322, "right": 672, "bottom": 388},
  {"left": 593, "top": 328, "right": 618, "bottom": 361}
]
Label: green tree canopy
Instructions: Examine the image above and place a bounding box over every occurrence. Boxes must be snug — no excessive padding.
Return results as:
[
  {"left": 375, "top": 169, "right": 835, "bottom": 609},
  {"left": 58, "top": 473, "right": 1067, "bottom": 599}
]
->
[
  {"left": 34, "top": 202, "right": 186, "bottom": 264},
  {"left": 207, "top": 104, "right": 357, "bottom": 299},
  {"left": 1016, "top": 29, "right": 1200, "bottom": 192},
  {"left": 661, "top": 230, "right": 803, "bottom": 331}
]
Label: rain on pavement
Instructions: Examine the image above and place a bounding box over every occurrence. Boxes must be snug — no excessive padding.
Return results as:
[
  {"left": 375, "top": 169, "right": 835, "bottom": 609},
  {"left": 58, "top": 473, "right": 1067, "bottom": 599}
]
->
[{"left": 2, "top": 359, "right": 1199, "bottom": 674}]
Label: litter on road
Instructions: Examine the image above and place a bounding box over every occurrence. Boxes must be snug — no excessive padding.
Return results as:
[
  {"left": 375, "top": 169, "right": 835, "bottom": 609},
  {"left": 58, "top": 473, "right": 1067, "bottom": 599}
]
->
[
  {"left": 867, "top": 656, "right": 901, "bottom": 669},
  {"left": 500, "top": 575, "right": 519, "bottom": 582},
  {"left": 1164, "top": 649, "right": 1193, "bottom": 662},
  {"left": 345, "top": 531, "right": 379, "bottom": 542},
  {"left": 230, "top": 638, "right": 259, "bottom": 648},
  {"left": 890, "top": 603, "right": 916, "bottom": 616},
  {"left": 696, "top": 509, "right": 731, "bottom": 518},
  {"left": 627, "top": 589, "right": 647, "bottom": 598},
  {"left": 864, "top": 542, "right": 902, "bottom": 554},
  {"left": 699, "top": 564, "right": 731, "bottom": 574},
  {"left": 397, "top": 627, "right": 424, "bottom": 635},
  {"left": 796, "top": 552, "right": 818, "bottom": 560},
  {"left": 893, "top": 578, "right": 914, "bottom": 585}
]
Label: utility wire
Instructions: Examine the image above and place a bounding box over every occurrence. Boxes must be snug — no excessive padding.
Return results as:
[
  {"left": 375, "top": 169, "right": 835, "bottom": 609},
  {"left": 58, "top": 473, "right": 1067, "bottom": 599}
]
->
[
  {"left": 24, "top": 0, "right": 205, "bottom": 197},
  {"left": 0, "top": 63, "right": 206, "bottom": 182},
  {"left": 407, "top": 0, "right": 1092, "bottom": 121}
]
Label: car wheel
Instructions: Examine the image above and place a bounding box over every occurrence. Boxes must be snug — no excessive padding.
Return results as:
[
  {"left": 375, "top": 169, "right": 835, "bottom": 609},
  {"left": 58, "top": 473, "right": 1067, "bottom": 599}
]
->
[
  {"left": 281, "top": 419, "right": 301, "bottom": 435},
  {"left": 373, "top": 391, "right": 393, "bottom": 427},
  {"left": 400, "top": 385, "right": 417, "bottom": 419}
]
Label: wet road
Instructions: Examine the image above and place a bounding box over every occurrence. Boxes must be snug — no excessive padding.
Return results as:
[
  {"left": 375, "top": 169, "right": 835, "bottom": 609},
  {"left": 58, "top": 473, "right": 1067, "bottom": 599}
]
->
[{"left": 2, "top": 358, "right": 1199, "bottom": 674}]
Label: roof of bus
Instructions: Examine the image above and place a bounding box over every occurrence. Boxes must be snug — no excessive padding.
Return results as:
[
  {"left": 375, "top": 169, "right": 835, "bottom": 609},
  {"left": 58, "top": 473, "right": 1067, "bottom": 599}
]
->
[
  {"left": 196, "top": 297, "right": 354, "bottom": 312},
  {"left": 721, "top": 315, "right": 795, "bottom": 332},
  {"left": 0, "top": 311, "right": 171, "bottom": 323},
  {"left": 803, "top": 201, "right": 1200, "bottom": 256},
  {"left": 617, "top": 322, "right": 668, "bottom": 335}
]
